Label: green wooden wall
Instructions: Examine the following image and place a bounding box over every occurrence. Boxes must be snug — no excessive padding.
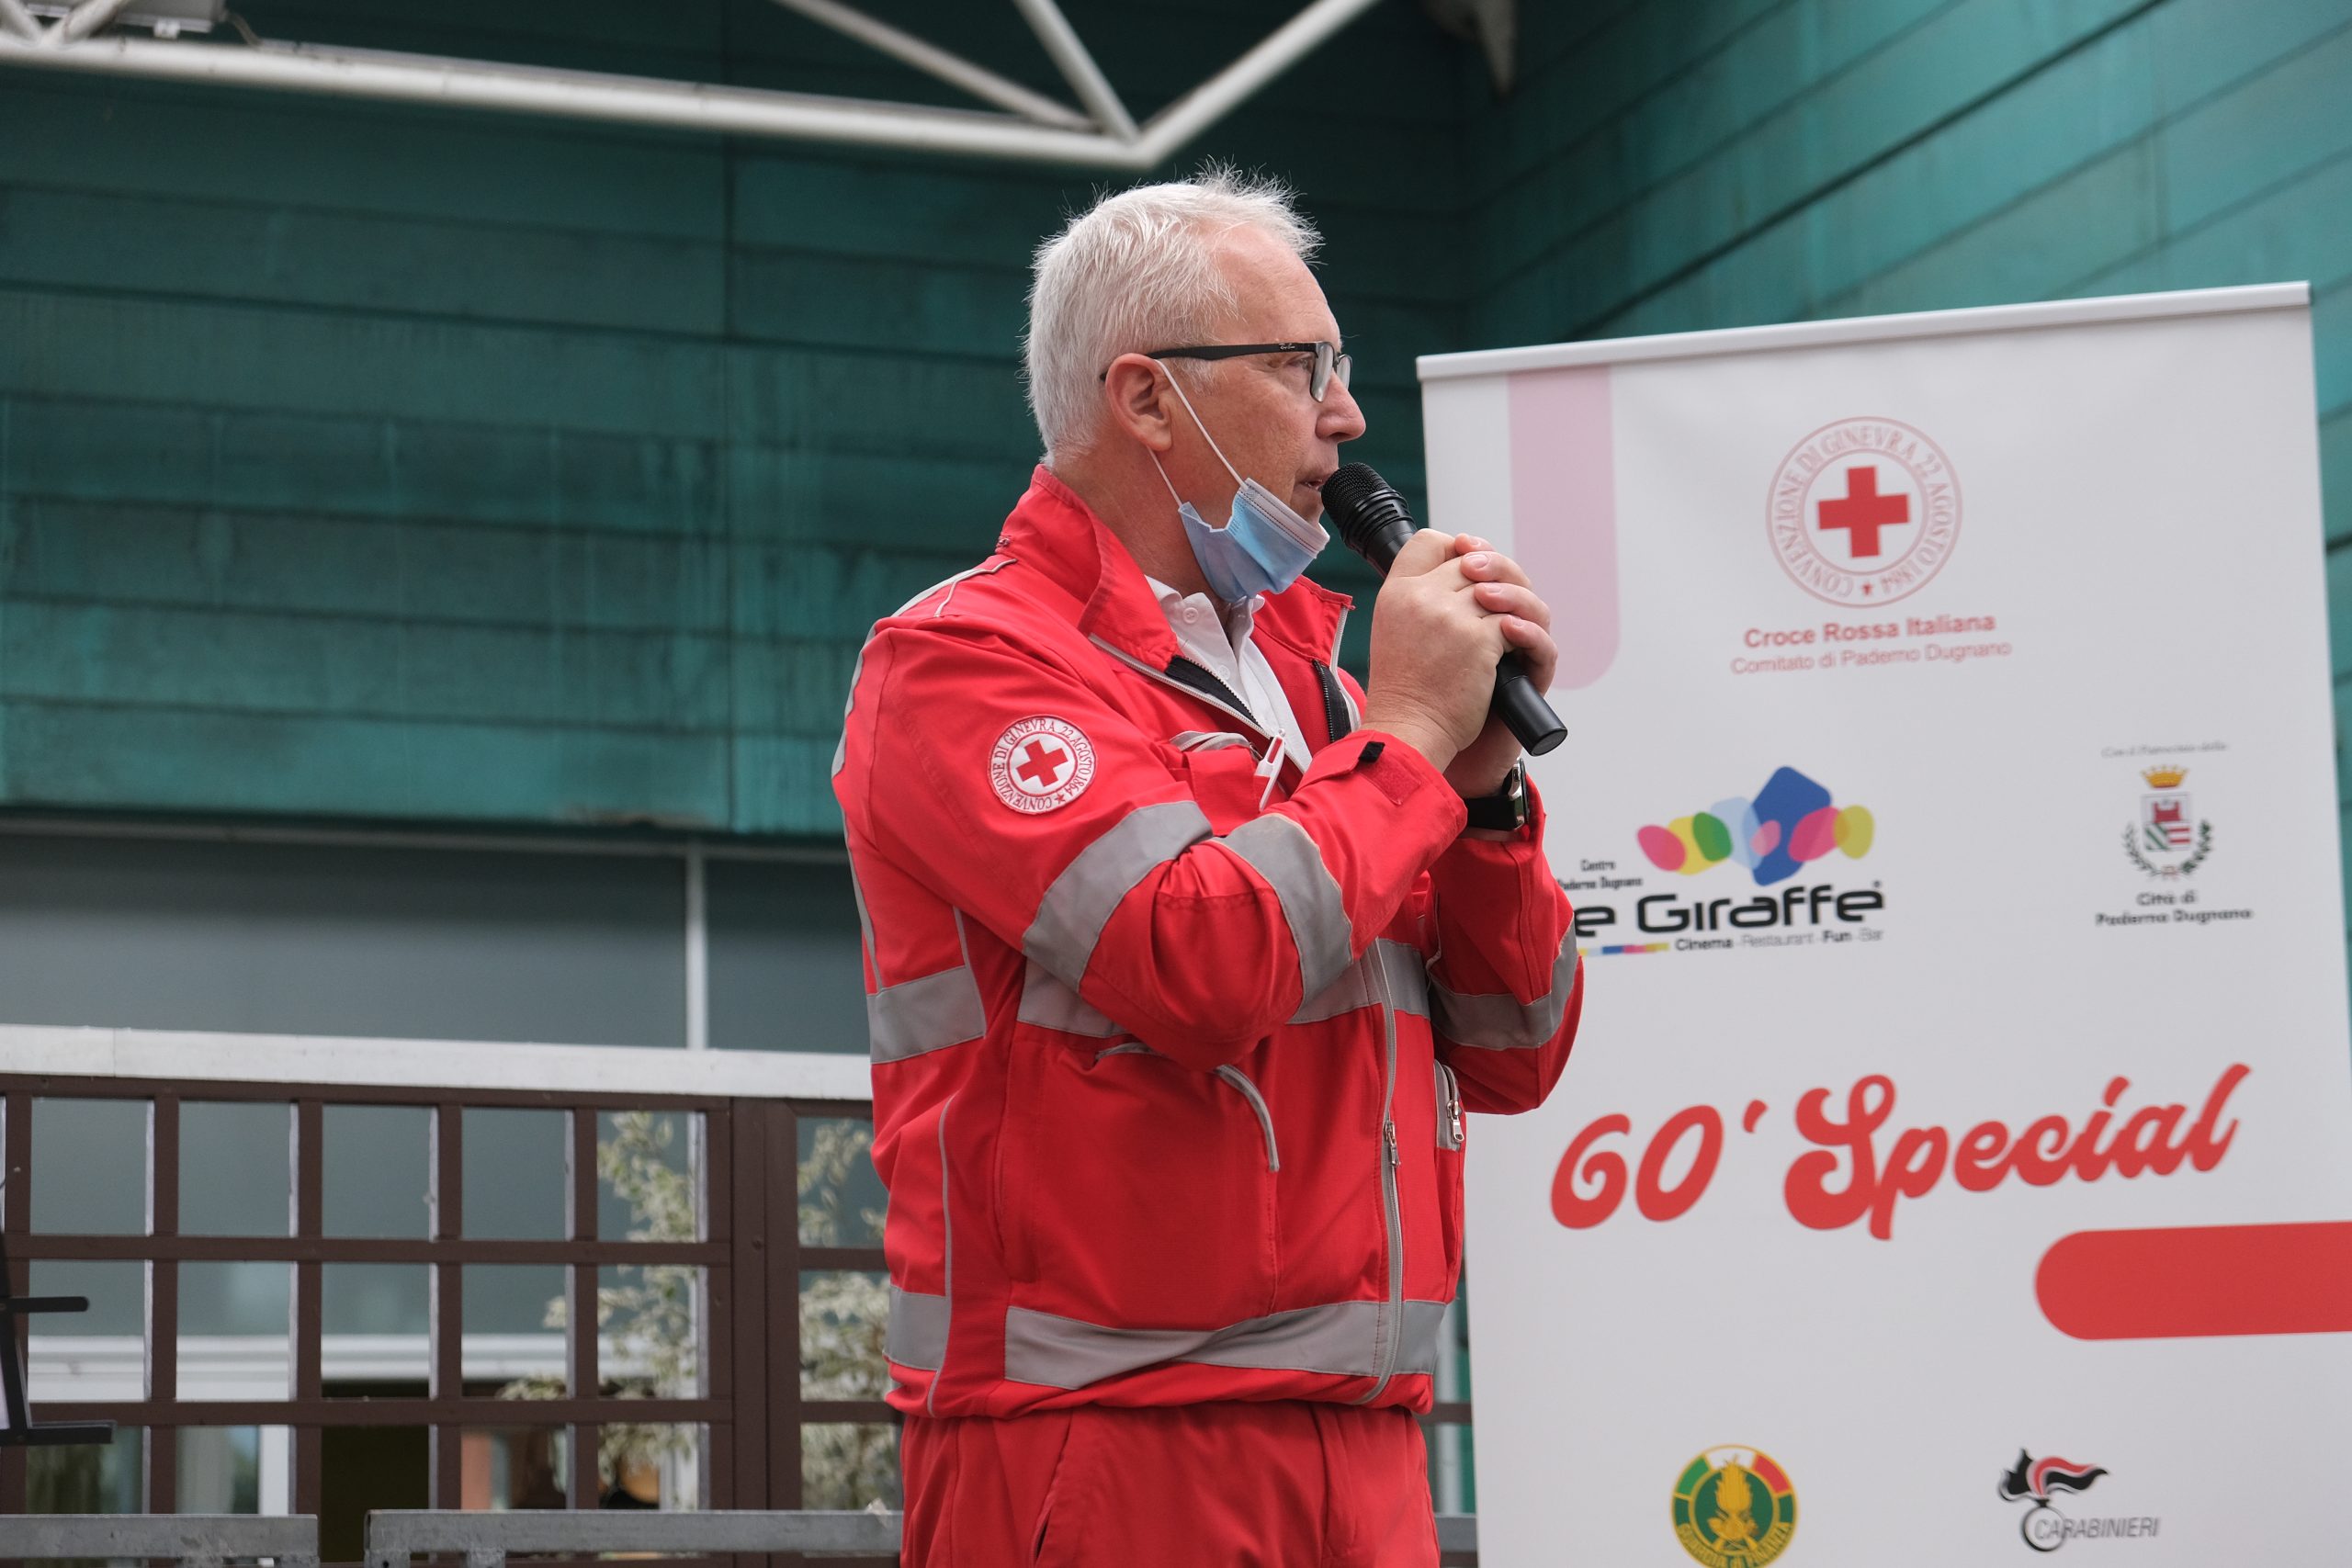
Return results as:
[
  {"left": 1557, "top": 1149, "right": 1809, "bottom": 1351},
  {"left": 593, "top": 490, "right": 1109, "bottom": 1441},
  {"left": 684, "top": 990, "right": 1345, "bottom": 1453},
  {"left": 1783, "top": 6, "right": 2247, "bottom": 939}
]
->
[
  {"left": 1465, "top": 0, "right": 2352, "bottom": 917},
  {"left": 0, "top": 0, "right": 1465, "bottom": 837}
]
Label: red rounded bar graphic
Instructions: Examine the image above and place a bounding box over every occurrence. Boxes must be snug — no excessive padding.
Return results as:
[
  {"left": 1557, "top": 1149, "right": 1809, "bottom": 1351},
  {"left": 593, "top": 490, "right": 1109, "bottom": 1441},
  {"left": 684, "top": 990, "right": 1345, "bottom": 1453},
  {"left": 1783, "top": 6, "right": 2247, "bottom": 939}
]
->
[{"left": 2038, "top": 1221, "right": 2352, "bottom": 1338}]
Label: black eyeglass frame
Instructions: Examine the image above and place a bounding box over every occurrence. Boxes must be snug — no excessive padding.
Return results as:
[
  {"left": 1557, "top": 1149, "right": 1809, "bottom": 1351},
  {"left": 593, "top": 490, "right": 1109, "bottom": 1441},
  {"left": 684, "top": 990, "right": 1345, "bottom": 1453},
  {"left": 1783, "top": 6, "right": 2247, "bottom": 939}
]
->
[{"left": 1134, "top": 342, "right": 1353, "bottom": 402}]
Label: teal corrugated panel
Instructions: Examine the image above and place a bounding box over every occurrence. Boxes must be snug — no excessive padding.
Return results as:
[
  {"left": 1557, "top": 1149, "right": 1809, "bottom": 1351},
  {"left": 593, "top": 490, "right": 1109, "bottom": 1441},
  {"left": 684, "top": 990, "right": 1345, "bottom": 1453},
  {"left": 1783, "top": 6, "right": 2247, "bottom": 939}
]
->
[
  {"left": 2076, "top": 150, "right": 2352, "bottom": 303},
  {"left": 1464, "top": 0, "right": 1788, "bottom": 205},
  {"left": 726, "top": 448, "right": 1026, "bottom": 549},
  {"left": 1819, "top": 138, "right": 2164, "bottom": 320},
  {"left": 720, "top": 344, "right": 1032, "bottom": 457},
  {"left": 0, "top": 700, "right": 732, "bottom": 827},
  {"left": 0, "top": 601, "right": 734, "bottom": 732},
  {"left": 2328, "top": 541, "right": 2352, "bottom": 681},
  {"left": 1568, "top": 0, "right": 2348, "bottom": 343},
  {"left": 0, "top": 81, "right": 723, "bottom": 239},
  {"left": 2314, "top": 279, "right": 2352, "bottom": 416},
  {"left": 729, "top": 543, "right": 1008, "bottom": 644},
  {"left": 2324, "top": 410, "right": 2351, "bottom": 547},
  {"left": 2159, "top": 16, "right": 2352, "bottom": 233},
  {"left": 730, "top": 639, "right": 870, "bottom": 736},
  {"left": 1476, "top": 0, "right": 2158, "bottom": 344},
  {"left": 1472, "top": 0, "right": 1953, "bottom": 291},
  {"left": 0, "top": 292, "right": 725, "bottom": 439},
  {"left": 0, "top": 187, "right": 727, "bottom": 336},
  {"left": 730, "top": 250, "right": 1026, "bottom": 359},
  {"left": 729, "top": 158, "right": 1065, "bottom": 266},
  {"left": 2, "top": 399, "right": 723, "bottom": 536},
  {"left": 732, "top": 733, "right": 846, "bottom": 837}
]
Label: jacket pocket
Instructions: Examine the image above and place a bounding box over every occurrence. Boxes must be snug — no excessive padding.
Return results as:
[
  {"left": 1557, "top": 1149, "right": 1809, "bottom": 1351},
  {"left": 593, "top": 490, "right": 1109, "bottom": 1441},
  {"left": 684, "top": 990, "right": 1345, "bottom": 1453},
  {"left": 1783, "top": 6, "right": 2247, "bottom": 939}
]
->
[
  {"left": 1002, "top": 1033, "right": 1279, "bottom": 1326},
  {"left": 1435, "top": 1059, "right": 1466, "bottom": 1277}
]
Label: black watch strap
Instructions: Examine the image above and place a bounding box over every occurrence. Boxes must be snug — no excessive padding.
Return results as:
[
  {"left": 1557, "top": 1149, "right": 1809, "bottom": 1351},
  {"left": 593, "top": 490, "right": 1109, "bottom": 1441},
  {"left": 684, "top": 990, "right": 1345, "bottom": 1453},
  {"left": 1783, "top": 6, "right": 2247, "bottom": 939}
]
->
[{"left": 1461, "top": 761, "right": 1531, "bottom": 833}]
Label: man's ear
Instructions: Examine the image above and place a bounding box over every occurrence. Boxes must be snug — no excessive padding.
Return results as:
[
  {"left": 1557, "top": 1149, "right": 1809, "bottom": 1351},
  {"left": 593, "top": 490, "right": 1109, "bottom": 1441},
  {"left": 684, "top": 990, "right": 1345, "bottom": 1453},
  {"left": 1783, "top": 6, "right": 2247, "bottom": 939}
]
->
[{"left": 1102, "top": 353, "right": 1175, "bottom": 452}]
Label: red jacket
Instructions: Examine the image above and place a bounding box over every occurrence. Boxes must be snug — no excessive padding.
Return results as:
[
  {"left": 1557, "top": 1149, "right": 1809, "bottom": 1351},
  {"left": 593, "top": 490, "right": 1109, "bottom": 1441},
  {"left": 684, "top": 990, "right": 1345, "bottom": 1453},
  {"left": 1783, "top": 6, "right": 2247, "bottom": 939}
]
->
[{"left": 834, "top": 467, "right": 1581, "bottom": 1417}]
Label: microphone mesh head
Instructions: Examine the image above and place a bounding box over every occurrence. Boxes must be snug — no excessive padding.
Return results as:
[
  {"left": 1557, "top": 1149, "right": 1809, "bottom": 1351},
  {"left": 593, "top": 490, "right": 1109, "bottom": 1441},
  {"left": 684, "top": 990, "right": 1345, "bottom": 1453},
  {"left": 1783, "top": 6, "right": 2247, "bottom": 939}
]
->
[{"left": 1320, "top": 463, "right": 1411, "bottom": 557}]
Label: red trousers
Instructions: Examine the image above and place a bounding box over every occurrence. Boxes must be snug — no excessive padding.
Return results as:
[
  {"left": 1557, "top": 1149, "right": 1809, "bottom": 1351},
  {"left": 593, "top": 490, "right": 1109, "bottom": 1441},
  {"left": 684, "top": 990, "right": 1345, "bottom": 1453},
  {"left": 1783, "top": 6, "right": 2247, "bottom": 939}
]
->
[{"left": 899, "top": 1401, "right": 1438, "bottom": 1567}]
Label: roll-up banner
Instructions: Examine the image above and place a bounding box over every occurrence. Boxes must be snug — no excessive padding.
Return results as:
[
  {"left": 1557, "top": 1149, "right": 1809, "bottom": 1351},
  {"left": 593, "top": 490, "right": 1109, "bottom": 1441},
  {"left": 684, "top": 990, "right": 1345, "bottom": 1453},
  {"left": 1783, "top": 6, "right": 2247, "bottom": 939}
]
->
[{"left": 1420, "top": 286, "right": 2352, "bottom": 1567}]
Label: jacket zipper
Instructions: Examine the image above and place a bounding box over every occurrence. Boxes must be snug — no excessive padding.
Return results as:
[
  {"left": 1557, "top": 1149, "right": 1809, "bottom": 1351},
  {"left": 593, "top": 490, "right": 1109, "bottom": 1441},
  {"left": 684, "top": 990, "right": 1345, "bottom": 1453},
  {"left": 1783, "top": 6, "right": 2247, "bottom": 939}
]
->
[
  {"left": 1098, "top": 1044, "right": 1280, "bottom": 1175},
  {"left": 1358, "top": 954, "right": 1405, "bottom": 1404},
  {"left": 1312, "top": 660, "right": 1351, "bottom": 749},
  {"left": 1166, "top": 655, "right": 1254, "bottom": 720},
  {"left": 1436, "top": 1061, "right": 1464, "bottom": 1151},
  {"left": 1089, "top": 636, "right": 1305, "bottom": 780}
]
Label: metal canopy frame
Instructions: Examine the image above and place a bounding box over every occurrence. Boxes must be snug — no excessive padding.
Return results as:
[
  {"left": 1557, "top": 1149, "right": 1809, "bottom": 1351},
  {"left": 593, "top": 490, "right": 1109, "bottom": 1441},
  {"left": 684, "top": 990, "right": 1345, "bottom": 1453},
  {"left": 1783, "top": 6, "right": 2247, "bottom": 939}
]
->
[{"left": 0, "top": 0, "right": 1387, "bottom": 168}]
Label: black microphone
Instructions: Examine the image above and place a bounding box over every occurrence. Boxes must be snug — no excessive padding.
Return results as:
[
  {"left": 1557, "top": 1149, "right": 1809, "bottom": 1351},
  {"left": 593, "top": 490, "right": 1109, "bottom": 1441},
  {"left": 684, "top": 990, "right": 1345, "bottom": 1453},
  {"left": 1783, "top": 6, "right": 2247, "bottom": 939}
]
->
[{"left": 1321, "top": 463, "right": 1566, "bottom": 757}]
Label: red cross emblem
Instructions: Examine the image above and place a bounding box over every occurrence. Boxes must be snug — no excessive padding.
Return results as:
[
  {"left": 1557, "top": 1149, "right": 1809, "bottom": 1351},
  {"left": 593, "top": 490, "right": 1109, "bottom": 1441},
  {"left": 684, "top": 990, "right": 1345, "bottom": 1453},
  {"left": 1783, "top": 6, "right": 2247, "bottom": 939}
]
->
[
  {"left": 1765, "top": 418, "right": 1959, "bottom": 608},
  {"left": 1013, "top": 738, "right": 1071, "bottom": 792},
  {"left": 1816, "top": 464, "right": 1910, "bottom": 559},
  {"left": 990, "top": 716, "right": 1096, "bottom": 813}
]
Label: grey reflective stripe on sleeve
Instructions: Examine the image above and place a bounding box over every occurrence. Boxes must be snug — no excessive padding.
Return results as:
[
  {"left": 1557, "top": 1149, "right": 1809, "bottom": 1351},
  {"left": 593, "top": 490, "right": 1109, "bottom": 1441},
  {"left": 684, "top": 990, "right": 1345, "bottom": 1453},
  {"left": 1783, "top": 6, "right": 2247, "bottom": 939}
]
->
[
  {"left": 1430, "top": 933, "right": 1580, "bottom": 1051},
  {"left": 1003, "top": 1298, "right": 1455, "bottom": 1389},
  {"left": 867, "top": 964, "right": 986, "bottom": 1064},
  {"left": 1023, "top": 799, "right": 1213, "bottom": 980},
  {"left": 1219, "top": 814, "right": 1353, "bottom": 1003},
  {"left": 1292, "top": 939, "right": 1428, "bottom": 1024},
  {"left": 1017, "top": 962, "right": 1125, "bottom": 1037},
  {"left": 887, "top": 1285, "right": 949, "bottom": 1371}
]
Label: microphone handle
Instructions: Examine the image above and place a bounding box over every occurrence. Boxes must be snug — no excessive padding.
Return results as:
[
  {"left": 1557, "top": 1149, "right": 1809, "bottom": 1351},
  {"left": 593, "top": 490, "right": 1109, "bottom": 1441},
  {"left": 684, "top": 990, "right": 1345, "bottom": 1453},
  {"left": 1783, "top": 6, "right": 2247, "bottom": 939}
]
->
[
  {"left": 1493, "top": 651, "right": 1567, "bottom": 757},
  {"left": 1359, "top": 520, "right": 1566, "bottom": 757}
]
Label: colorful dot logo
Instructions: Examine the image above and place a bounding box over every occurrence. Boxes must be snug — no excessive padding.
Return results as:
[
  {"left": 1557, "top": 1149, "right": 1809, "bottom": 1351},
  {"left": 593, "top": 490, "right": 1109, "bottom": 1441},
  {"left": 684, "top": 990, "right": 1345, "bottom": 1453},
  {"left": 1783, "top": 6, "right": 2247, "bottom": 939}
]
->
[{"left": 1637, "top": 766, "right": 1873, "bottom": 886}]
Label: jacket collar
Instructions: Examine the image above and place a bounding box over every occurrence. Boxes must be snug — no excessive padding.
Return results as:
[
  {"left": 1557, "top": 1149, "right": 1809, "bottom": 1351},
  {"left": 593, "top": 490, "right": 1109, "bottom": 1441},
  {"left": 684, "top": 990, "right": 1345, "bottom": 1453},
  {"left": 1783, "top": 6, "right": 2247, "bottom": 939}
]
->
[{"left": 999, "top": 464, "right": 1353, "bottom": 669}]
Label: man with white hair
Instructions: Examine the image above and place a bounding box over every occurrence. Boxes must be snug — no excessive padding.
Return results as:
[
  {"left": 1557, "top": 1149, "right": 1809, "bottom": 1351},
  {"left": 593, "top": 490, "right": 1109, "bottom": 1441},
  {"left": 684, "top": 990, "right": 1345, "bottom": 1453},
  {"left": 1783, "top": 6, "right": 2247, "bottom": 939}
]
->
[{"left": 833, "top": 167, "right": 1583, "bottom": 1565}]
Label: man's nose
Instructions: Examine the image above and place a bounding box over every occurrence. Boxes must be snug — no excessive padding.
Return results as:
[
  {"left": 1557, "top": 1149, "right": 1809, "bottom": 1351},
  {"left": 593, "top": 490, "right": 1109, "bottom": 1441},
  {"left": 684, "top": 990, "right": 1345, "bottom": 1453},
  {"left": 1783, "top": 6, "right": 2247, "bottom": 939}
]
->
[{"left": 1322, "top": 378, "right": 1368, "bottom": 442}]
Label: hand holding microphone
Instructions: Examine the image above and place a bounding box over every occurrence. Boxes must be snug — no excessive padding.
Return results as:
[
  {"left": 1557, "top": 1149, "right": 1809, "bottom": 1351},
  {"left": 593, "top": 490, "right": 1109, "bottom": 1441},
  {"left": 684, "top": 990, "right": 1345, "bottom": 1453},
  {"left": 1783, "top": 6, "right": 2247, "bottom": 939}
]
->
[{"left": 1322, "top": 463, "right": 1566, "bottom": 791}]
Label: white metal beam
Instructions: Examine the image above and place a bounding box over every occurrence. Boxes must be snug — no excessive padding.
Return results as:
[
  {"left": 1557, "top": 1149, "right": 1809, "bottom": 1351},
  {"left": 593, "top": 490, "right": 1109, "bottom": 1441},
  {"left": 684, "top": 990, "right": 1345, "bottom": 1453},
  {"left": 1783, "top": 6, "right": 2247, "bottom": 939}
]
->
[
  {"left": 51, "top": 0, "right": 137, "bottom": 43},
  {"left": 0, "top": 1022, "right": 874, "bottom": 1099},
  {"left": 0, "top": 0, "right": 1388, "bottom": 168},
  {"left": 768, "top": 0, "right": 1091, "bottom": 131},
  {"left": 0, "top": 0, "right": 40, "bottom": 43},
  {"left": 0, "top": 32, "right": 1148, "bottom": 164},
  {"left": 1007, "top": 0, "right": 1136, "bottom": 141}
]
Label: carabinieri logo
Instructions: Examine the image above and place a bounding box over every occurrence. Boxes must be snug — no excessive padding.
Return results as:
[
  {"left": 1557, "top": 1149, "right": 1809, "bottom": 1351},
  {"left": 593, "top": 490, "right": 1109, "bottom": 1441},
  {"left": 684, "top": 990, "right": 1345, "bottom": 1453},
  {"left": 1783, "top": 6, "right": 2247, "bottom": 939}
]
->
[
  {"left": 1672, "top": 1445, "right": 1797, "bottom": 1568},
  {"left": 1997, "top": 1449, "right": 2159, "bottom": 1551}
]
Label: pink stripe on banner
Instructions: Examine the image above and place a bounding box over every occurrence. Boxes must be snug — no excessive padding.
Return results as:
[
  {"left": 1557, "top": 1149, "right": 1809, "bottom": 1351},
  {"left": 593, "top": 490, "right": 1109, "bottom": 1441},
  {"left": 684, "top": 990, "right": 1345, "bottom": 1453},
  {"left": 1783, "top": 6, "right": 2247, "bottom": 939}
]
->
[{"left": 1507, "top": 367, "right": 1618, "bottom": 689}]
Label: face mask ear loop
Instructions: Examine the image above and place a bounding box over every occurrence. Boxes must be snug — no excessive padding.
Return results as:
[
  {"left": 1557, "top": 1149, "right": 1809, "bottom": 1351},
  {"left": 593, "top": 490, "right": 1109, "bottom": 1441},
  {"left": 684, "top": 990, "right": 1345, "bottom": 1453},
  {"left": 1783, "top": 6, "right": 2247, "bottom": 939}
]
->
[
  {"left": 1162, "top": 368, "right": 1246, "bottom": 487},
  {"left": 1148, "top": 449, "right": 1186, "bottom": 509}
]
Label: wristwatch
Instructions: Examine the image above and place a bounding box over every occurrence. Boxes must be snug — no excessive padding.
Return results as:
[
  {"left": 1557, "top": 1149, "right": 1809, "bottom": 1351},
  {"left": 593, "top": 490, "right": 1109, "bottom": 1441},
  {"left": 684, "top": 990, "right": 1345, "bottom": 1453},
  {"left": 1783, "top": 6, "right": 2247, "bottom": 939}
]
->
[{"left": 1461, "top": 760, "right": 1532, "bottom": 833}]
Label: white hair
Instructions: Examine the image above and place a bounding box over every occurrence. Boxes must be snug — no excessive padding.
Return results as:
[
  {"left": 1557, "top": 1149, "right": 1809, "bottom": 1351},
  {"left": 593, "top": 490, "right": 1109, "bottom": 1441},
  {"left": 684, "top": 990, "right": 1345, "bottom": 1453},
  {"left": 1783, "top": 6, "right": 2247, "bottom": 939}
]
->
[{"left": 1023, "top": 165, "right": 1321, "bottom": 462}]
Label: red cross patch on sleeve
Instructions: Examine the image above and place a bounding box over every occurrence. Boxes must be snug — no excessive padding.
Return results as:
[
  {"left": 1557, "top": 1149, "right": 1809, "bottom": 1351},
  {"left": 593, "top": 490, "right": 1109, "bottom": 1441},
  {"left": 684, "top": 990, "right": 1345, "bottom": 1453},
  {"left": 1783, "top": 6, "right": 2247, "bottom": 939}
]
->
[{"left": 989, "top": 716, "right": 1097, "bottom": 814}]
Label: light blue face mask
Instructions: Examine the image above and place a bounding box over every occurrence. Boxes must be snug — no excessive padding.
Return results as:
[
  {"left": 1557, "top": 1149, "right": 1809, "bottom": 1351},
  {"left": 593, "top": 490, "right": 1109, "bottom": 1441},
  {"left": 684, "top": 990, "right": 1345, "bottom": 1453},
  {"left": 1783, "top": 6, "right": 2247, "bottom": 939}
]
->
[{"left": 1152, "top": 372, "right": 1328, "bottom": 604}]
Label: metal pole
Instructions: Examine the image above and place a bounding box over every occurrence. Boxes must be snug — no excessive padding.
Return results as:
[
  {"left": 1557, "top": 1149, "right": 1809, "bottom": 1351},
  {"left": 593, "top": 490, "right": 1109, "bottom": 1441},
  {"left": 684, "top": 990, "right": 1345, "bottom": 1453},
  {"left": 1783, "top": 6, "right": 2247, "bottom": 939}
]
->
[
  {"left": 684, "top": 843, "right": 709, "bottom": 1053},
  {"left": 767, "top": 0, "right": 1090, "bottom": 130},
  {"left": 0, "top": 0, "right": 40, "bottom": 43},
  {"left": 1006, "top": 0, "right": 1136, "bottom": 141}
]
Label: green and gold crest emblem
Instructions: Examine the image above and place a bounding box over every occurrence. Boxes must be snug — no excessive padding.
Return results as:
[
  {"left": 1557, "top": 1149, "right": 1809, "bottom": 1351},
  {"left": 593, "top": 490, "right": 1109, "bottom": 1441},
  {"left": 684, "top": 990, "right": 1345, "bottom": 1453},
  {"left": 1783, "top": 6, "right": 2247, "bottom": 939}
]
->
[{"left": 1672, "top": 1445, "right": 1798, "bottom": 1567}]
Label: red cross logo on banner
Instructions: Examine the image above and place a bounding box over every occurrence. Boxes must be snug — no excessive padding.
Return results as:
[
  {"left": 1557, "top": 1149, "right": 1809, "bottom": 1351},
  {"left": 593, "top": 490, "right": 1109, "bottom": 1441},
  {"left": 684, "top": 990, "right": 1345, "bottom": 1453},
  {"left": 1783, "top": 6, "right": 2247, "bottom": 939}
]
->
[
  {"left": 990, "top": 716, "right": 1097, "bottom": 814},
  {"left": 1765, "top": 418, "right": 1961, "bottom": 607},
  {"left": 1815, "top": 465, "right": 1910, "bottom": 558}
]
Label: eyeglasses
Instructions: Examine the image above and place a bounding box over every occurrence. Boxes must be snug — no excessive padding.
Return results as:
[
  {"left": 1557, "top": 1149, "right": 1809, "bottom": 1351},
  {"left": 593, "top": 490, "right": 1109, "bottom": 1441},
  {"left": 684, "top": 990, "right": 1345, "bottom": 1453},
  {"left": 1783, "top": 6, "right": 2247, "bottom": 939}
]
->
[{"left": 1139, "top": 342, "right": 1353, "bottom": 402}]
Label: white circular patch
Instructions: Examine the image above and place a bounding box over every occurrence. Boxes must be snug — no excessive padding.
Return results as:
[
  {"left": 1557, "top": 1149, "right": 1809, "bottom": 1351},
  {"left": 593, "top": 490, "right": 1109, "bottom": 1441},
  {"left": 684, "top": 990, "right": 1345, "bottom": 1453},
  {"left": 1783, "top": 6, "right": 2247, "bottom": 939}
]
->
[{"left": 989, "top": 716, "right": 1096, "bottom": 814}]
